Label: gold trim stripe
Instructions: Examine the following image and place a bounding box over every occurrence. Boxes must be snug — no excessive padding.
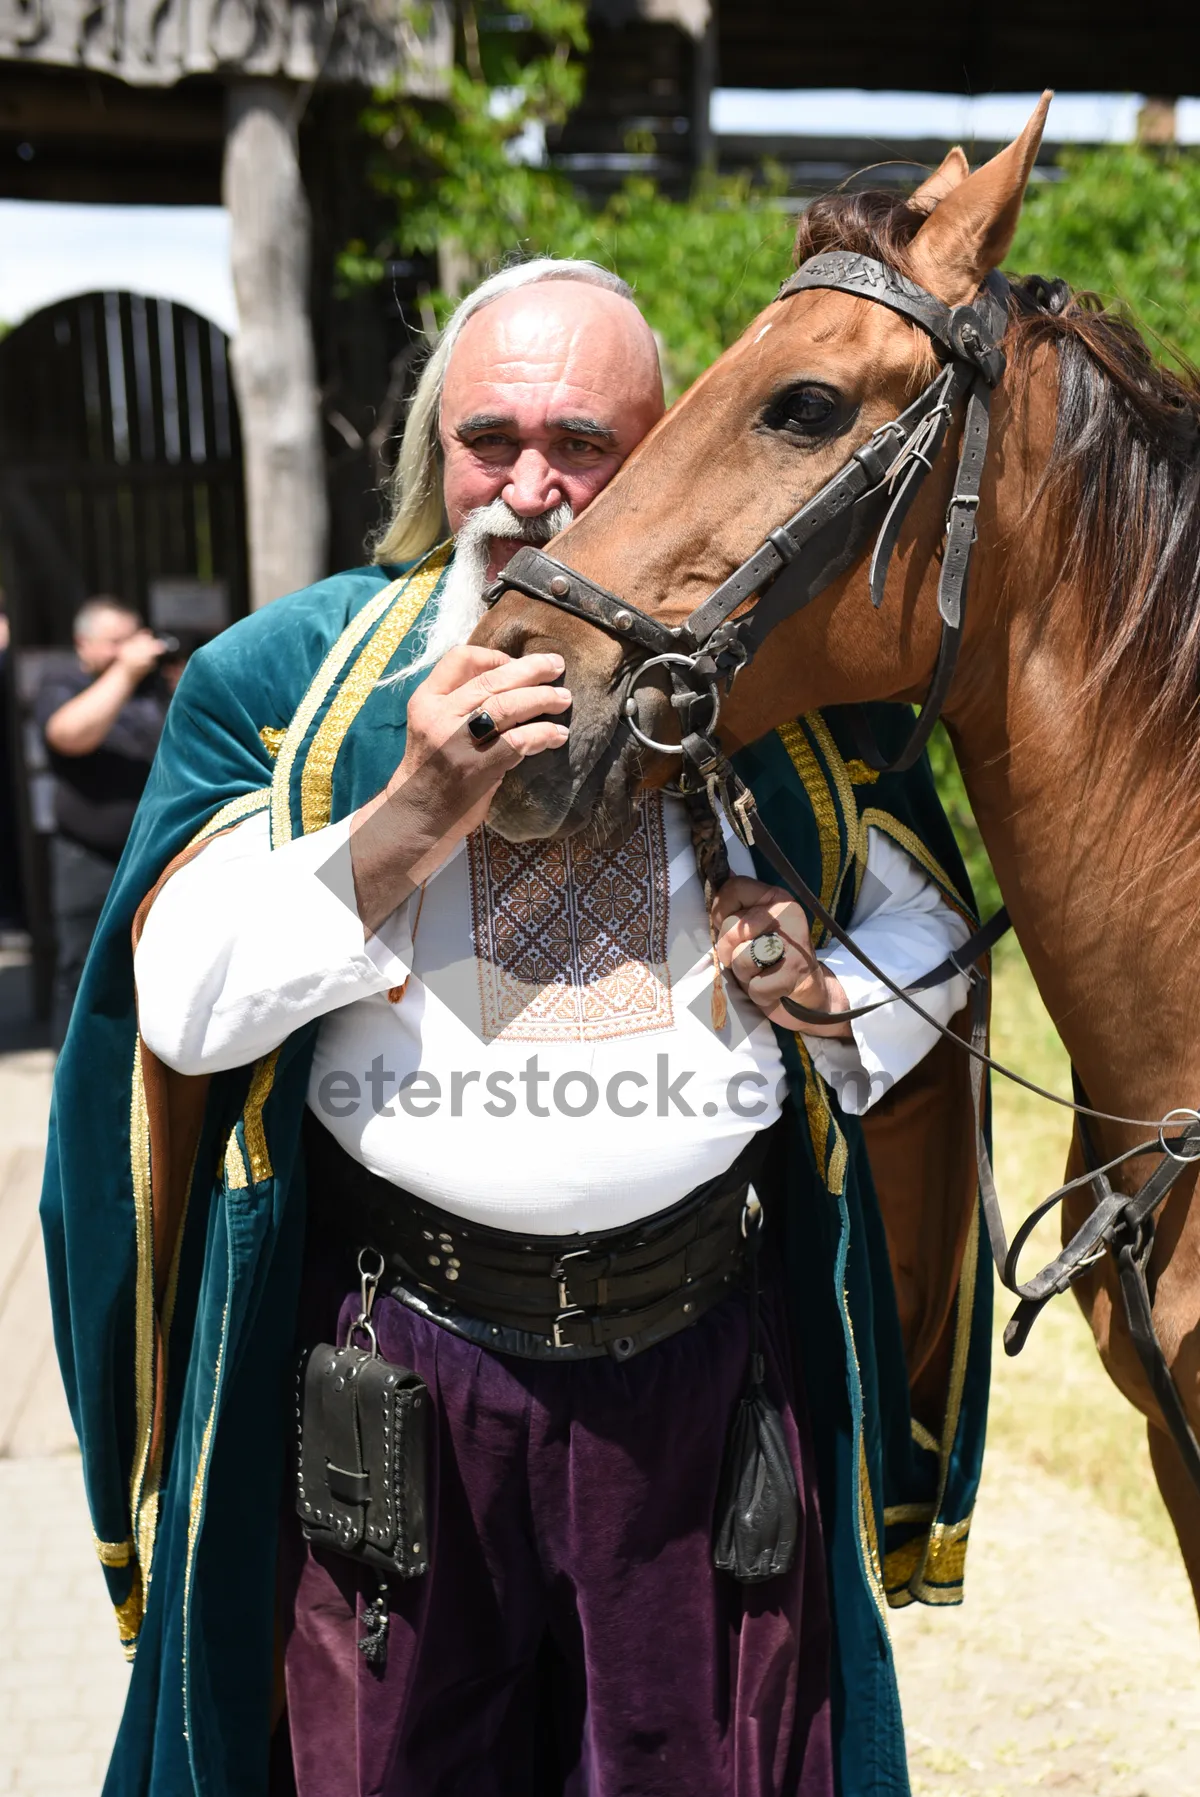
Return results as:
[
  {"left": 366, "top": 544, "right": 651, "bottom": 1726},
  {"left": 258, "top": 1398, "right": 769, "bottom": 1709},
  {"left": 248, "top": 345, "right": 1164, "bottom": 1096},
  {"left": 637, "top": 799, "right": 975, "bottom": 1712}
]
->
[
  {"left": 182, "top": 1305, "right": 228, "bottom": 1734},
  {"left": 910, "top": 1417, "right": 941, "bottom": 1455},
  {"left": 195, "top": 788, "right": 271, "bottom": 845},
  {"left": 114, "top": 1582, "right": 144, "bottom": 1661},
  {"left": 884, "top": 1501, "right": 936, "bottom": 1528},
  {"left": 94, "top": 1535, "right": 135, "bottom": 1568},
  {"left": 126, "top": 1043, "right": 156, "bottom": 1639},
  {"left": 805, "top": 712, "right": 859, "bottom": 863},
  {"left": 223, "top": 1130, "right": 248, "bottom": 1190},
  {"left": 859, "top": 808, "right": 972, "bottom": 922},
  {"left": 857, "top": 1431, "right": 888, "bottom": 1626},
  {"left": 775, "top": 718, "right": 840, "bottom": 945},
  {"left": 270, "top": 578, "right": 408, "bottom": 848},
  {"left": 300, "top": 542, "right": 451, "bottom": 835},
  {"left": 224, "top": 1048, "right": 282, "bottom": 1191}
]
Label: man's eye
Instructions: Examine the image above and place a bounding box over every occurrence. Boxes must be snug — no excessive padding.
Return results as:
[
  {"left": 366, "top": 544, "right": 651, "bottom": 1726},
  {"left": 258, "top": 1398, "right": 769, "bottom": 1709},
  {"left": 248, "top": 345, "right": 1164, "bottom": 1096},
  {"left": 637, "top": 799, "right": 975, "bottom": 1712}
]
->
[{"left": 764, "top": 386, "right": 841, "bottom": 438}]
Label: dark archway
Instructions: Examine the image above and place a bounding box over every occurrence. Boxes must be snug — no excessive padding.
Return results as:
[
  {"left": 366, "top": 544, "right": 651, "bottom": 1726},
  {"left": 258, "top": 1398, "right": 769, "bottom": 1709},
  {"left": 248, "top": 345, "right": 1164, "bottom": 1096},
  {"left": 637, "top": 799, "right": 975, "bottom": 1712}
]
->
[{"left": 0, "top": 289, "right": 248, "bottom": 1018}]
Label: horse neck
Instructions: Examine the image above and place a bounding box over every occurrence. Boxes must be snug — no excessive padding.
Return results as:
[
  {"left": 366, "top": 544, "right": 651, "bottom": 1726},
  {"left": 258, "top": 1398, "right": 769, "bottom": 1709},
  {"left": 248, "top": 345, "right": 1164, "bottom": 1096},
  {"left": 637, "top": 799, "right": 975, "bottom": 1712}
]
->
[{"left": 946, "top": 494, "right": 1200, "bottom": 1125}]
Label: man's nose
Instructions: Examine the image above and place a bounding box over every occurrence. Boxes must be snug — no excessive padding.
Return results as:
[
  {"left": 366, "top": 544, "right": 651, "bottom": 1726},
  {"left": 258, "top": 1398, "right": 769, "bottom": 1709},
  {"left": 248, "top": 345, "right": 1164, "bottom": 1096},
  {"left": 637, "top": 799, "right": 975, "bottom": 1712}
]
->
[{"left": 502, "top": 449, "right": 563, "bottom": 519}]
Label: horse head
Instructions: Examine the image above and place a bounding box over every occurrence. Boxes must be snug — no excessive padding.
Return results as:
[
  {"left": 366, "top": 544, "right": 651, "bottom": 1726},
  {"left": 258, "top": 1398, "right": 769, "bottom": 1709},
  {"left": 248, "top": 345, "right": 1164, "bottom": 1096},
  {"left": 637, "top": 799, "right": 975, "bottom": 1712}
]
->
[{"left": 472, "top": 94, "right": 1050, "bottom": 846}]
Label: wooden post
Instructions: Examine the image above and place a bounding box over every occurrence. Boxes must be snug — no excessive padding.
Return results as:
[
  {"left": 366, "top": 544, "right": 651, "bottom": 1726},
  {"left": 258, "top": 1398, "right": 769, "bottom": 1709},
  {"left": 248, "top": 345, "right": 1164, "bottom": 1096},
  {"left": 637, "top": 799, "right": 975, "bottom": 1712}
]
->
[
  {"left": 1137, "top": 96, "right": 1177, "bottom": 146},
  {"left": 223, "top": 81, "right": 328, "bottom": 608}
]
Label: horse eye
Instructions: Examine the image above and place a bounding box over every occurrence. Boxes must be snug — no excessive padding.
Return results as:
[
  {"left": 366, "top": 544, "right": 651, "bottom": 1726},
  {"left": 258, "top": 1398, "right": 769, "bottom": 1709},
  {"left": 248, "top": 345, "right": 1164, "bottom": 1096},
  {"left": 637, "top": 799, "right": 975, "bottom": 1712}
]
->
[{"left": 765, "top": 385, "right": 839, "bottom": 437}]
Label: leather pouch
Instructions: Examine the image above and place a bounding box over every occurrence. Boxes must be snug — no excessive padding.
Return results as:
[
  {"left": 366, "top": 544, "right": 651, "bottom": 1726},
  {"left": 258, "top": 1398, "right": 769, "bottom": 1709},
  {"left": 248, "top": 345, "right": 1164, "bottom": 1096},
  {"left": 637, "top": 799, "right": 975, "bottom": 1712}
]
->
[
  {"left": 712, "top": 1383, "right": 798, "bottom": 1582},
  {"left": 712, "top": 1188, "right": 798, "bottom": 1584},
  {"left": 295, "top": 1339, "right": 429, "bottom": 1580}
]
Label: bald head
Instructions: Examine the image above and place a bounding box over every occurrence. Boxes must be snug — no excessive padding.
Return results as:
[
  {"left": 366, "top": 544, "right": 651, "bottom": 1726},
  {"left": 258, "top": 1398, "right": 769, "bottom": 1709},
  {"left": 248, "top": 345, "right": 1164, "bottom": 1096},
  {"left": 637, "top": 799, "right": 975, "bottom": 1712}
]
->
[{"left": 439, "top": 279, "right": 664, "bottom": 580}]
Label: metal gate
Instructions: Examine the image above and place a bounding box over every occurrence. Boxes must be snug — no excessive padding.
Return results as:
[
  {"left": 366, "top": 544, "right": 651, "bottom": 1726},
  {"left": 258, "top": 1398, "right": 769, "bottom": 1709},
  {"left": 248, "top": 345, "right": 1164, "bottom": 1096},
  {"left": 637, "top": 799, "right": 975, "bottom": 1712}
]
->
[{"left": 0, "top": 290, "right": 248, "bottom": 1016}]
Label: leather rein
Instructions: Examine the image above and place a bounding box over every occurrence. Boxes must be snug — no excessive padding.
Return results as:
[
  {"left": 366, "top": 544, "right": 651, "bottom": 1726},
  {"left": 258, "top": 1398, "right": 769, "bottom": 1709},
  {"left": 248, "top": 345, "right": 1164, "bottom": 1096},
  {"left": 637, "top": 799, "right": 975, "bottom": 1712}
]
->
[{"left": 485, "top": 250, "right": 1200, "bottom": 1489}]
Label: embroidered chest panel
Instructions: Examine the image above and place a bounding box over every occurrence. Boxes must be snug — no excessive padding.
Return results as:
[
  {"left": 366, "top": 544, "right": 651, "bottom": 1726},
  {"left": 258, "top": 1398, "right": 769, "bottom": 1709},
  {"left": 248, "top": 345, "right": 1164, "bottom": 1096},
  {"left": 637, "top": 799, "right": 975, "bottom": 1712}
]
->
[{"left": 466, "top": 795, "right": 673, "bottom": 1042}]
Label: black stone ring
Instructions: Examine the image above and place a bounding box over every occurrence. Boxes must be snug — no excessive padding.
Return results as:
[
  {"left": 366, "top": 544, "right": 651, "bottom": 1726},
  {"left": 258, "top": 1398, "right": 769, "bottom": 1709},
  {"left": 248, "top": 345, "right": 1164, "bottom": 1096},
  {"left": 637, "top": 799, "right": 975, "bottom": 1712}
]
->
[{"left": 466, "top": 708, "right": 500, "bottom": 746}]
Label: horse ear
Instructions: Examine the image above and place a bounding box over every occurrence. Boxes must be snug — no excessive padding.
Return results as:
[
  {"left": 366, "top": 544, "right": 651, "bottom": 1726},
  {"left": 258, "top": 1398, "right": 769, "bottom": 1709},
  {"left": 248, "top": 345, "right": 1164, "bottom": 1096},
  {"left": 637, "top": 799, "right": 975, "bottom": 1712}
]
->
[
  {"left": 908, "top": 92, "right": 1052, "bottom": 303},
  {"left": 909, "top": 146, "right": 970, "bottom": 214}
]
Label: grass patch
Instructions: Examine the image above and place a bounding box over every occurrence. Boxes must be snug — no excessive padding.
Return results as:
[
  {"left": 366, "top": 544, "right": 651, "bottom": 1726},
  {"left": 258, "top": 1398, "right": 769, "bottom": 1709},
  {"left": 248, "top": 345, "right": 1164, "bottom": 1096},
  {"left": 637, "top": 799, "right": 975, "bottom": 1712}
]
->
[{"left": 984, "top": 934, "right": 1175, "bottom": 1552}]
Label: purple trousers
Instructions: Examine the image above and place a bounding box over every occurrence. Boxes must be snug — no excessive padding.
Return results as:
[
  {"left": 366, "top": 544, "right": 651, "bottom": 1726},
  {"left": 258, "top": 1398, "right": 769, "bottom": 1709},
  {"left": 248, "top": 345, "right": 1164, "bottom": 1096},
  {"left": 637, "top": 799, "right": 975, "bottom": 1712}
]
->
[{"left": 279, "top": 1278, "right": 833, "bottom": 1797}]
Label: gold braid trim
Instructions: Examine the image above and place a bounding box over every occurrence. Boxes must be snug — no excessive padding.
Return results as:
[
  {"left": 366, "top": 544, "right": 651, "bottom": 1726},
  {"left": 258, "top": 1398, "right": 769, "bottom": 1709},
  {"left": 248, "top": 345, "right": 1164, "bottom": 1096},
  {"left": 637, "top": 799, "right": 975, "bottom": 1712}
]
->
[
  {"left": 794, "top": 1037, "right": 830, "bottom": 1184},
  {"left": 224, "top": 1048, "right": 282, "bottom": 1191},
  {"left": 114, "top": 1577, "right": 145, "bottom": 1662},
  {"left": 183, "top": 1305, "right": 228, "bottom": 1735},
  {"left": 193, "top": 788, "right": 272, "bottom": 846},
  {"left": 859, "top": 808, "right": 972, "bottom": 922},
  {"left": 884, "top": 1501, "right": 937, "bottom": 1528},
  {"left": 94, "top": 1535, "right": 135, "bottom": 1568},
  {"left": 885, "top": 1204, "right": 981, "bottom": 1607},
  {"left": 270, "top": 580, "right": 407, "bottom": 848},
  {"left": 223, "top": 1130, "right": 248, "bottom": 1189},
  {"left": 774, "top": 718, "right": 840, "bottom": 946},
  {"left": 910, "top": 1417, "right": 941, "bottom": 1455},
  {"left": 111, "top": 794, "right": 271, "bottom": 1658},
  {"left": 886, "top": 1515, "right": 972, "bottom": 1605},
  {"left": 857, "top": 1430, "right": 888, "bottom": 1626},
  {"left": 125, "top": 1043, "right": 156, "bottom": 1643},
  {"left": 804, "top": 713, "right": 859, "bottom": 862},
  {"left": 300, "top": 541, "right": 451, "bottom": 835}
]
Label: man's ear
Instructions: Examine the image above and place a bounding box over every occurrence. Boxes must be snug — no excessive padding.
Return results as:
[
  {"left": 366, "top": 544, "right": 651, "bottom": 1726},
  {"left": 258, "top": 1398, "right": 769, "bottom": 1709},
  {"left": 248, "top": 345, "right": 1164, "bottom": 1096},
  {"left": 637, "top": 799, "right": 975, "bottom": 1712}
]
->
[
  {"left": 909, "top": 146, "right": 970, "bottom": 214},
  {"left": 908, "top": 92, "right": 1052, "bottom": 304}
]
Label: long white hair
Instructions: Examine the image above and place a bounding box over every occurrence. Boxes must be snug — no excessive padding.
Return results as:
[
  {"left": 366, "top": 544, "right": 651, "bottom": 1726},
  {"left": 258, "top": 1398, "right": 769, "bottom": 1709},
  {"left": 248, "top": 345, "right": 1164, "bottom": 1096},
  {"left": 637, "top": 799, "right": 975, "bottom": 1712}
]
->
[{"left": 373, "top": 258, "right": 635, "bottom": 566}]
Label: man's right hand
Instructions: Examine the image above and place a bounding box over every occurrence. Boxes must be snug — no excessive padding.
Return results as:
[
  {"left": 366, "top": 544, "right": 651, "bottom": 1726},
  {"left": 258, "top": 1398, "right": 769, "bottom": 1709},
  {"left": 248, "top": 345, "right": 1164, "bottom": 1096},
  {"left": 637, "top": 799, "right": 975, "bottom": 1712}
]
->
[
  {"left": 349, "top": 646, "right": 571, "bottom": 934},
  {"left": 115, "top": 629, "right": 170, "bottom": 683}
]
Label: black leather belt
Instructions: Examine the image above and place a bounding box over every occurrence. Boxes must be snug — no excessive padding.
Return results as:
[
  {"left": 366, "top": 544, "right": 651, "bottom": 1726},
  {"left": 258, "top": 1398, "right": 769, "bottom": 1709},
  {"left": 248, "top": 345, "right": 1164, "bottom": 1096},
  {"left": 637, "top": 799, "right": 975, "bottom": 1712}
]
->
[{"left": 304, "top": 1118, "right": 779, "bottom": 1362}]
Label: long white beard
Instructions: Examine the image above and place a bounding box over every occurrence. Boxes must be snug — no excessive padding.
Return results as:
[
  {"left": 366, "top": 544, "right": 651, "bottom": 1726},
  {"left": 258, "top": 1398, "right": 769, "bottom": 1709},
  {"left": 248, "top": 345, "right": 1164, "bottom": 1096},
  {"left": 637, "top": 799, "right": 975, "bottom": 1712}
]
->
[{"left": 400, "top": 498, "right": 574, "bottom": 680}]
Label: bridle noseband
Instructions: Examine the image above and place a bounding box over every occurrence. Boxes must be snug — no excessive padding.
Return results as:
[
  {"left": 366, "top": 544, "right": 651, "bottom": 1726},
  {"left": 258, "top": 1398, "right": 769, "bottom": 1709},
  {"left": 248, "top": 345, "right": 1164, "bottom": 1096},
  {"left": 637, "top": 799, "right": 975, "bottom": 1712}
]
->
[{"left": 485, "top": 250, "right": 1011, "bottom": 782}]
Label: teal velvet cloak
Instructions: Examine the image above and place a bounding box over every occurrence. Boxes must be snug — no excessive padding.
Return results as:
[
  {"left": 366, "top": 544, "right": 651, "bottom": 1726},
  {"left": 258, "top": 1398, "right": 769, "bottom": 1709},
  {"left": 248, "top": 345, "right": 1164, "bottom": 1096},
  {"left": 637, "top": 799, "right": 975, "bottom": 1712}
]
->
[{"left": 41, "top": 543, "right": 992, "bottom": 1797}]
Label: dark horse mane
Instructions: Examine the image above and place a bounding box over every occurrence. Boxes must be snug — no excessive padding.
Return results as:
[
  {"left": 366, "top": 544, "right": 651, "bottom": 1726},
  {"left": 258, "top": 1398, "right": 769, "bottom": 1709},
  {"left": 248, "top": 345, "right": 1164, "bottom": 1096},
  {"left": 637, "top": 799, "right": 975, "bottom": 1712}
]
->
[{"left": 794, "top": 189, "right": 1200, "bottom": 750}]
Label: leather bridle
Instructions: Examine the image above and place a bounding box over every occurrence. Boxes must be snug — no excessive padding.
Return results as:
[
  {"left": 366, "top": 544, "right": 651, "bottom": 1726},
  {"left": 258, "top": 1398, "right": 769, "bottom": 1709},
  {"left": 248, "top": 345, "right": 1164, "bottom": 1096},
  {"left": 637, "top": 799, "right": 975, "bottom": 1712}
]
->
[
  {"left": 488, "top": 250, "right": 1010, "bottom": 780},
  {"left": 485, "top": 249, "right": 1200, "bottom": 1492}
]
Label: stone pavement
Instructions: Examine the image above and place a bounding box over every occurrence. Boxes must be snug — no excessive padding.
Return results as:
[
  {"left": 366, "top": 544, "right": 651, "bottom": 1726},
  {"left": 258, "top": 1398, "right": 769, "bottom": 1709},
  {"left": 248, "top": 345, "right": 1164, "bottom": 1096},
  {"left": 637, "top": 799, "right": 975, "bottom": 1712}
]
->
[
  {"left": 0, "top": 1457, "right": 129, "bottom": 1796},
  {"left": 0, "top": 1037, "right": 128, "bottom": 1796}
]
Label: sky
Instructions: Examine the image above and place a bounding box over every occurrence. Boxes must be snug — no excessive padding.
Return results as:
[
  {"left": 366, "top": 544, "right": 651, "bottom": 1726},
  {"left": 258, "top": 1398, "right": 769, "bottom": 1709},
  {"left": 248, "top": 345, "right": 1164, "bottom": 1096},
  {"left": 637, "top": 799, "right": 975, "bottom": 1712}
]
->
[{"left": 2, "top": 91, "right": 1197, "bottom": 335}]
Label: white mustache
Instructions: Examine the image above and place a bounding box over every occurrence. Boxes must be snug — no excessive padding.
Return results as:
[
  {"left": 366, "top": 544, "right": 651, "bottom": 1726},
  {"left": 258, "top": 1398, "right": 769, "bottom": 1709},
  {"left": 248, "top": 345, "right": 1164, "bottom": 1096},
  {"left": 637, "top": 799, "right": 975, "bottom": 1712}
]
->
[{"left": 392, "top": 498, "right": 575, "bottom": 681}]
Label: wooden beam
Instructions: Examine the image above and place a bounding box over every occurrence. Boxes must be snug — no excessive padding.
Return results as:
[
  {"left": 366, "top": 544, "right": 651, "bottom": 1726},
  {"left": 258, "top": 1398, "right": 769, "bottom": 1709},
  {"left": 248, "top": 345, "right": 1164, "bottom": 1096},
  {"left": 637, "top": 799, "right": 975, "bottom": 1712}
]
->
[{"left": 223, "top": 81, "right": 327, "bottom": 608}]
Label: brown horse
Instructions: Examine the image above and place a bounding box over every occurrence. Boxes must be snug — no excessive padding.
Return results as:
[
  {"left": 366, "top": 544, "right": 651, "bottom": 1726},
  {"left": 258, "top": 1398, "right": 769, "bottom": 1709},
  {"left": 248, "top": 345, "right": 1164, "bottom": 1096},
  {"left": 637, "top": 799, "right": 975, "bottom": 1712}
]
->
[{"left": 474, "top": 95, "right": 1200, "bottom": 1610}]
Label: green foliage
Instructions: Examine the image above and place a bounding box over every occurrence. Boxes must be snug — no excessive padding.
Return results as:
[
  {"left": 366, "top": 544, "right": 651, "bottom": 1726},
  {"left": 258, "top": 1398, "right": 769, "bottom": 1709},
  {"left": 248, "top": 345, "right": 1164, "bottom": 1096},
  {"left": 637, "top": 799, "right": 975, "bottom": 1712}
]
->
[
  {"left": 550, "top": 171, "right": 793, "bottom": 393},
  {"left": 1011, "top": 146, "right": 1200, "bottom": 371},
  {"left": 350, "top": 0, "right": 792, "bottom": 395}
]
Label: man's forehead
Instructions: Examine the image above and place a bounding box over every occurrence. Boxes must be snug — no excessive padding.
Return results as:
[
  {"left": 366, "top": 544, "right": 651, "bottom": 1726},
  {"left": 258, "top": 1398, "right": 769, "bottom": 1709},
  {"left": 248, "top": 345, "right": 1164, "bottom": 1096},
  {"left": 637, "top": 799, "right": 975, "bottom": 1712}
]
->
[{"left": 442, "top": 282, "right": 661, "bottom": 423}]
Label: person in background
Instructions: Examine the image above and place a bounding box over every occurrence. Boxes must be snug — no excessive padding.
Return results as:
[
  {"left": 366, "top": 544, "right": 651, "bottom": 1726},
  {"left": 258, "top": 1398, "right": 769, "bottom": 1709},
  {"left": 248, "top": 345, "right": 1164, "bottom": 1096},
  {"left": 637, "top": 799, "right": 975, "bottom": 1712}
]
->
[
  {"left": 0, "top": 592, "right": 24, "bottom": 931},
  {"left": 35, "top": 596, "right": 170, "bottom": 1045}
]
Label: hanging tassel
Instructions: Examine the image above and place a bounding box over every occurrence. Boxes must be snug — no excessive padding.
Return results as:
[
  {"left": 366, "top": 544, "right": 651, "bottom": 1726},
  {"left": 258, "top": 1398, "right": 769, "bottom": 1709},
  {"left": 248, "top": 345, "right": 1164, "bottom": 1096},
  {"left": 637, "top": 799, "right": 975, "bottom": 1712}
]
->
[
  {"left": 358, "top": 1579, "right": 390, "bottom": 1673},
  {"left": 707, "top": 911, "right": 728, "bottom": 1032},
  {"left": 685, "top": 789, "right": 732, "bottom": 1032}
]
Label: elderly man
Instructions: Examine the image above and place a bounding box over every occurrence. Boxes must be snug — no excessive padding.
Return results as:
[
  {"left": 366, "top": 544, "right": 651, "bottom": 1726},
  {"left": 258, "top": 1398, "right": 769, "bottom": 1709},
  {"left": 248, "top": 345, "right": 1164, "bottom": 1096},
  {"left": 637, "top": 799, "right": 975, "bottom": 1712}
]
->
[{"left": 44, "top": 259, "right": 990, "bottom": 1797}]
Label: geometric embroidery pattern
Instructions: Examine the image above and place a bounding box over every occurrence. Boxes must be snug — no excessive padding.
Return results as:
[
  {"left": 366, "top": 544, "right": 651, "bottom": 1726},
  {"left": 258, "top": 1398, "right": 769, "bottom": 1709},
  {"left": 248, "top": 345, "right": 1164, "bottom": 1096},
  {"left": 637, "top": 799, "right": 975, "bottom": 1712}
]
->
[{"left": 466, "top": 793, "right": 673, "bottom": 1042}]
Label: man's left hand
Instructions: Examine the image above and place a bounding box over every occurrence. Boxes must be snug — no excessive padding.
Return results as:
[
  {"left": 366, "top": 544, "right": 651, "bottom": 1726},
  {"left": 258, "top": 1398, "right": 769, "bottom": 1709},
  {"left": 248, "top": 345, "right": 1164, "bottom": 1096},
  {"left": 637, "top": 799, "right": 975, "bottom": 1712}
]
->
[{"left": 711, "top": 876, "right": 852, "bottom": 1038}]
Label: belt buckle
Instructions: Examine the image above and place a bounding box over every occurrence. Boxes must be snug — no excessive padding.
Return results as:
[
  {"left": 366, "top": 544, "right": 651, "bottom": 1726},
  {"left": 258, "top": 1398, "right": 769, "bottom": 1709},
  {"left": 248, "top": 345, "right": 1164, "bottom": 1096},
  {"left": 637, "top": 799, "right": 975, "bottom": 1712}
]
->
[
  {"left": 552, "top": 1307, "right": 586, "bottom": 1349},
  {"left": 551, "top": 1246, "right": 593, "bottom": 1312}
]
